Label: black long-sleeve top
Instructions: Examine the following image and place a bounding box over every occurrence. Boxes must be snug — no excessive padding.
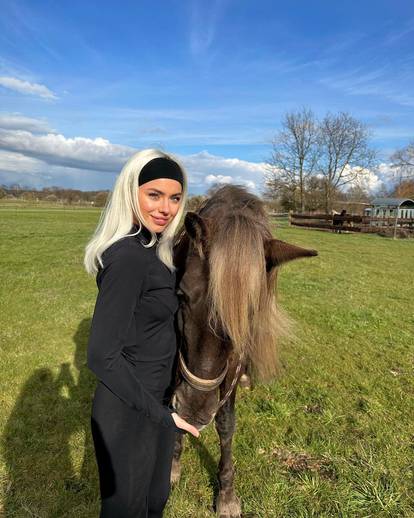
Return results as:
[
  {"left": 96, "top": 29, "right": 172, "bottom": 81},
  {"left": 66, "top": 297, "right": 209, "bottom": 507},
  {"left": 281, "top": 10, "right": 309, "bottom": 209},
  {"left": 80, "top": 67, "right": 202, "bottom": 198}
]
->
[{"left": 87, "top": 223, "right": 181, "bottom": 431}]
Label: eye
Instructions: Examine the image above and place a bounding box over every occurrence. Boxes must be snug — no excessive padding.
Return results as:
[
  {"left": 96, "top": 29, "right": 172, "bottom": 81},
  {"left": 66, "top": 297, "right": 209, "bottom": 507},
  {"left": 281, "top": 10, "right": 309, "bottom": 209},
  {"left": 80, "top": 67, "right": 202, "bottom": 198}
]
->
[
  {"left": 172, "top": 196, "right": 182, "bottom": 203},
  {"left": 148, "top": 192, "right": 159, "bottom": 199},
  {"left": 176, "top": 287, "right": 188, "bottom": 303}
]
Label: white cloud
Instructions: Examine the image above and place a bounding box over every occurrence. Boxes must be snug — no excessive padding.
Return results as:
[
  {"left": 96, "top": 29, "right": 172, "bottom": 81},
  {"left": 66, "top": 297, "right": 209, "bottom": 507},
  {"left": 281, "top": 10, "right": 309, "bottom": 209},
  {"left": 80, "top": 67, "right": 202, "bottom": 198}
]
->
[
  {"left": 376, "top": 162, "right": 395, "bottom": 179},
  {"left": 345, "top": 168, "right": 382, "bottom": 192},
  {"left": 0, "top": 76, "right": 57, "bottom": 100},
  {"left": 204, "top": 173, "right": 256, "bottom": 190},
  {"left": 205, "top": 174, "right": 233, "bottom": 184},
  {"left": 336, "top": 163, "right": 396, "bottom": 193},
  {"left": 361, "top": 163, "right": 400, "bottom": 193},
  {"left": 180, "top": 150, "right": 265, "bottom": 191},
  {"left": 1, "top": 116, "right": 399, "bottom": 196},
  {"left": 361, "top": 171, "right": 382, "bottom": 192},
  {"left": 181, "top": 150, "right": 266, "bottom": 176},
  {"left": 0, "top": 150, "right": 53, "bottom": 188},
  {"left": 0, "top": 150, "right": 43, "bottom": 172},
  {"left": 0, "top": 150, "right": 112, "bottom": 190},
  {"left": 0, "top": 113, "right": 54, "bottom": 133},
  {"left": 0, "top": 129, "right": 134, "bottom": 172},
  {"left": 0, "top": 118, "right": 268, "bottom": 192},
  {"left": 374, "top": 162, "right": 398, "bottom": 189},
  {"left": 242, "top": 179, "right": 256, "bottom": 190}
]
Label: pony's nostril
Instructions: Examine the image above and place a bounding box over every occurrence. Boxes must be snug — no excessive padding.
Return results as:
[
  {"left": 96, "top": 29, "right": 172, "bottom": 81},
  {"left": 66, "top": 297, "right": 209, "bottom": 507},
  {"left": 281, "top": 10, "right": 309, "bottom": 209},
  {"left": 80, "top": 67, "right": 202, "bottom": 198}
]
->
[
  {"left": 171, "top": 393, "right": 183, "bottom": 414},
  {"left": 171, "top": 393, "right": 177, "bottom": 408}
]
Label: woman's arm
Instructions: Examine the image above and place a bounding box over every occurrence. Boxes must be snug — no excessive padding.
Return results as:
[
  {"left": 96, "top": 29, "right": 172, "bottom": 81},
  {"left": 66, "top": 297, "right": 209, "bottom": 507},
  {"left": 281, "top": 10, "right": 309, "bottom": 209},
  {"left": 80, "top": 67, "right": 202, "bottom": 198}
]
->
[{"left": 87, "top": 240, "right": 178, "bottom": 430}]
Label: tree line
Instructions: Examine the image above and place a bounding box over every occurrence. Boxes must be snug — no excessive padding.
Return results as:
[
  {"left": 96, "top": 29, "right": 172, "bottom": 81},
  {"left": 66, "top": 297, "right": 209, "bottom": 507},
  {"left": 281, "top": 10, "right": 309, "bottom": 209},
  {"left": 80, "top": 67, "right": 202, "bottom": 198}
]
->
[
  {"left": 0, "top": 185, "right": 111, "bottom": 206},
  {"left": 264, "top": 107, "right": 414, "bottom": 213},
  {"left": 0, "top": 184, "right": 207, "bottom": 211}
]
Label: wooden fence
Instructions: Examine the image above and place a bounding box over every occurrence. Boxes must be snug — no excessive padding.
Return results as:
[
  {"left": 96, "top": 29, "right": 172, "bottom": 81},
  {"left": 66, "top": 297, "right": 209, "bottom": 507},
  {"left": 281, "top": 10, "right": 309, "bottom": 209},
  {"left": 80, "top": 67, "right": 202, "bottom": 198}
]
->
[{"left": 289, "top": 213, "right": 414, "bottom": 236}]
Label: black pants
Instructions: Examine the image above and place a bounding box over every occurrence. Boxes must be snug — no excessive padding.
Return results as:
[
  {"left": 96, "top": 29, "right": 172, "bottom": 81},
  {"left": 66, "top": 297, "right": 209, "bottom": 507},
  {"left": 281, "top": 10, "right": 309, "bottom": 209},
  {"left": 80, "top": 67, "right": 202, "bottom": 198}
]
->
[{"left": 91, "top": 381, "right": 176, "bottom": 518}]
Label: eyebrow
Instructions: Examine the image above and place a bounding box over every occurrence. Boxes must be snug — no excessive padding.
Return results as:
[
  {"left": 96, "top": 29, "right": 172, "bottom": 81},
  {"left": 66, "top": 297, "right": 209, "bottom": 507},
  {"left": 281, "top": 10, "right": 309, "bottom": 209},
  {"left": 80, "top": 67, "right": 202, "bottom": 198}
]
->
[{"left": 146, "top": 188, "right": 182, "bottom": 196}]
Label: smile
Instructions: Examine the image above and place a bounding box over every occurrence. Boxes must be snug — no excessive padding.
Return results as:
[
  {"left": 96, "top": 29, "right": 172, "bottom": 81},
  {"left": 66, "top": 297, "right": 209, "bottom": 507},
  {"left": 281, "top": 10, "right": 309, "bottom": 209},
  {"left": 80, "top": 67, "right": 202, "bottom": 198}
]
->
[{"left": 151, "top": 215, "right": 169, "bottom": 225}]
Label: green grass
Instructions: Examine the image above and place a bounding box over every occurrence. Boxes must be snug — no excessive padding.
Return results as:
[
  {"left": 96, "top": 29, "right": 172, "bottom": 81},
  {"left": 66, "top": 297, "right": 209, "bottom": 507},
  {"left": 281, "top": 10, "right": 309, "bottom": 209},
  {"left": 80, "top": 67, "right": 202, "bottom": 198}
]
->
[{"left": 1, "top": 208, "right": 413, "bottom": 517}]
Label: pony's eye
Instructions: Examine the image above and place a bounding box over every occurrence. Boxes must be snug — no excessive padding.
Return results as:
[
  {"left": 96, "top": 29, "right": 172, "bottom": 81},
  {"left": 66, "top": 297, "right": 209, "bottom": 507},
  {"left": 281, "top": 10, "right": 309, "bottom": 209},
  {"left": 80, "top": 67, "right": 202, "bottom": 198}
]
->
[{"left": 176, "top": 288, "right": 188, "bottom": 302}]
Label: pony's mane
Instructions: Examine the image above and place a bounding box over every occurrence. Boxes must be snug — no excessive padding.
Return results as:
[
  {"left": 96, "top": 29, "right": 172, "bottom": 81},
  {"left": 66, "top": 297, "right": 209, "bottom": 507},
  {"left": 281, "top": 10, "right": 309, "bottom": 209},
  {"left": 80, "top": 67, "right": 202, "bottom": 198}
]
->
[{"left": 180, "top": 185, "right": 293, "bottom": 383}]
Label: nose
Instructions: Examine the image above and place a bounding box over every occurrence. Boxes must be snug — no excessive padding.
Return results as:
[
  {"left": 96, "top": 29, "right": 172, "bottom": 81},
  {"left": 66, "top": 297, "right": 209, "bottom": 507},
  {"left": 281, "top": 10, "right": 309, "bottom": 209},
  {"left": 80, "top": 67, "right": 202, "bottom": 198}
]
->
[{"left": 159, "top": 197, "right": 170, "bottom": 215}]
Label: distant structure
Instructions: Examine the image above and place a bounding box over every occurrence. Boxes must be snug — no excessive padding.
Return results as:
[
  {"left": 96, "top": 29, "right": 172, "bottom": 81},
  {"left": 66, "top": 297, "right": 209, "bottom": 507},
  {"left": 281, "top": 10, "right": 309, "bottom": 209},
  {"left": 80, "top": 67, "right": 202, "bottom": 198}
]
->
[{"left": 364, "top": 198, "right": 414, "bottom": 219}]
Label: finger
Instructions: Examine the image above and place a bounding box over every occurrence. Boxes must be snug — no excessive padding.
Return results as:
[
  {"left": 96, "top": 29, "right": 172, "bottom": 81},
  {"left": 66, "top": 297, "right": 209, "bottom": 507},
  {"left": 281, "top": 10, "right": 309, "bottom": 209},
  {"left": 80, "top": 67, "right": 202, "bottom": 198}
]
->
[
  {"left": 181, "top": 420, "right": 198, "bottom": 437},
  {"left": 175, "top": 416, "right": 200, "bottom": 437},
  {"left": 188, "top": 425, "right": 200, "bottom": 438}
]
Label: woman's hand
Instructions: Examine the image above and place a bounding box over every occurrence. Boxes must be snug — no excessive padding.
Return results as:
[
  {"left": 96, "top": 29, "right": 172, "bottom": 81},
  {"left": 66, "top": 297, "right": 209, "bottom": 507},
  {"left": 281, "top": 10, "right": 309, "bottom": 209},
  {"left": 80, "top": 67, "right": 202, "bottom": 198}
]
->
[{"left": 170, "top": 412, "right": 200, "bottom": 438}]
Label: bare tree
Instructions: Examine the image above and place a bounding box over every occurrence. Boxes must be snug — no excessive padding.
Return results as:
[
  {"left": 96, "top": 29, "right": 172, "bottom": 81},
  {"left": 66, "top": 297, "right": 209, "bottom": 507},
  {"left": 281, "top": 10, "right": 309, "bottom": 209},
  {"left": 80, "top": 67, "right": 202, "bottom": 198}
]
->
[
  {"left": 94, "top": 191, "right": 109, "bottom": 207},
  {"left": 264, "top": 107, "right": 320, "bottom": 212},
  {"left": 317, "top": 112, "right": 376, "bottom": 213},
  {"left": 390, "top": 141, "right": 414, "bottom": 181},
  {"left": 345, "top": 184, "right": 371, "bottom": 204},
  {"left": 375, "top": 182, "right": 391, "bottom": 199},
  {"left": 390, "top": 179, "right": 414, "bottom": 198},
  {"left": 305, "top": 176, "right": 328, "bottom": 212}
]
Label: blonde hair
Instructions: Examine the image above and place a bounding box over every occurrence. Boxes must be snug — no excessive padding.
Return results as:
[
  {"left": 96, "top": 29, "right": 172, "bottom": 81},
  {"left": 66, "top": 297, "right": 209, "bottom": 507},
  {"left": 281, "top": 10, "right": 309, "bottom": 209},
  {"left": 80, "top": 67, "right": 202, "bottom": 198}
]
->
[{"left": 83, "top": 148, "right": 188, "bottom": 275}]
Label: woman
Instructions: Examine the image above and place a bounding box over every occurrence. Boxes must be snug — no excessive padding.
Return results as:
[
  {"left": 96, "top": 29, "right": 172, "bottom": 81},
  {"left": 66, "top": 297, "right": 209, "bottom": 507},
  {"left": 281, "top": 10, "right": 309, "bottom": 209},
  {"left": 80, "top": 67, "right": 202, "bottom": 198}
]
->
[{"left": 83, "top": 149, "right": 199, "bottom": 517}]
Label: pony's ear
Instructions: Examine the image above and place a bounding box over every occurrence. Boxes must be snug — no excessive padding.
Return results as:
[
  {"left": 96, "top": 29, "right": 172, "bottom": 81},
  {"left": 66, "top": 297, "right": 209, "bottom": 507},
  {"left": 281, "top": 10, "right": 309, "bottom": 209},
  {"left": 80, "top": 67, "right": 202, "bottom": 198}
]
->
[
  {"left": 264, "top": 239, "right": 318, "bottom": 271},
  {"left": 184, "top": 212, "right": 208, "bottom": 252},
  {"left": 184, "top": 212, "right": 209, "bottom": 258},
  {"left": 184, "top": 212, "right": 208, "bottom": 243}
]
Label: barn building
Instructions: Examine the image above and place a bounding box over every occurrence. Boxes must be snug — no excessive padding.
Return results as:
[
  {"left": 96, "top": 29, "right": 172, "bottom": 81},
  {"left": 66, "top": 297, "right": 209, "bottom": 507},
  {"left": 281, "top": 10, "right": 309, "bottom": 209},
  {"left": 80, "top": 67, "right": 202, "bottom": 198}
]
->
[{"left": 364, "top": 198, "right": 414, "bottom": 219}]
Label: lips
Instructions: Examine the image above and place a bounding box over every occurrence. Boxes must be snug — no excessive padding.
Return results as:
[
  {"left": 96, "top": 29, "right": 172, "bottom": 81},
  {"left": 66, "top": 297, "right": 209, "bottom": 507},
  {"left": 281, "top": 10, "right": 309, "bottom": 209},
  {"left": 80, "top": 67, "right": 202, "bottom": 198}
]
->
[{"left": 151, "top": 215, "right": 169, "bottom": 225}]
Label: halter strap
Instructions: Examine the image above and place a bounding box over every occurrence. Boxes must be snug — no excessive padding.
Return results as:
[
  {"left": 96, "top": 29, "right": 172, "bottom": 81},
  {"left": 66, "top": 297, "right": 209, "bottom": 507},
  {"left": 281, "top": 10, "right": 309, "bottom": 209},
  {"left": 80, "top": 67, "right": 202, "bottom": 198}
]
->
[{"left": 178, "top": 349, "right": 229, "bottom": 392}]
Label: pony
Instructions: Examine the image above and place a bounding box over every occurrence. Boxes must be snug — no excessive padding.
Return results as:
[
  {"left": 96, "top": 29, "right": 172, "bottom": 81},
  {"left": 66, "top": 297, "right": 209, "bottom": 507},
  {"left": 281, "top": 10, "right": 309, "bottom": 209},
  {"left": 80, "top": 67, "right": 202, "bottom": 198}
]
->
[
  {"left": 333, "top": 209, "right": 347, "bottom": 233},
  {"left": 171, "top": 185, "right": 317, "bottom": 518}
]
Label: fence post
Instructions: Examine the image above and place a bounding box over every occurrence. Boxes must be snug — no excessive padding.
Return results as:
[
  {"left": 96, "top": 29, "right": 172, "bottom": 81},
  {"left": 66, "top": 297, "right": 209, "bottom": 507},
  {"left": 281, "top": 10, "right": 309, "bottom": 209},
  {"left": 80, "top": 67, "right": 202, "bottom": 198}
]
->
[{"left": 393, "top": 207, "right": 399, "bottom": 240}]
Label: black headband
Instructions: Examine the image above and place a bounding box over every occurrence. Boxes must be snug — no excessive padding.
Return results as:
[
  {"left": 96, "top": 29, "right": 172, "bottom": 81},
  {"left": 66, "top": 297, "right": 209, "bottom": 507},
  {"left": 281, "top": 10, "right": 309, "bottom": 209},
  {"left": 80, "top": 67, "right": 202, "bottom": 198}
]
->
[{"left": 138, "top": 157, "right": 184, "bottom": 187}]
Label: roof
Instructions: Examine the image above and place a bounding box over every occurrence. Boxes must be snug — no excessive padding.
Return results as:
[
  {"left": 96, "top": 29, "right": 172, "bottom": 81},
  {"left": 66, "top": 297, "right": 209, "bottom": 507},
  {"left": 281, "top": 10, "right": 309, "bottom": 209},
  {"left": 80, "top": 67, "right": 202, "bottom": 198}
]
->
[{"left": 371, "top": 198, "right": 414, "bottom": 207}]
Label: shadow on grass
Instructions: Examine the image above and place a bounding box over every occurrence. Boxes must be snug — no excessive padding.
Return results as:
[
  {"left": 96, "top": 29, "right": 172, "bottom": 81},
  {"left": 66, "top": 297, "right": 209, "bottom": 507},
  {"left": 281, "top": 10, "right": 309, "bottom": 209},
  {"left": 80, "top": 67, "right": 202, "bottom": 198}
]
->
[
  {"left": 2, "top": 318, "right": 99, "bottom": 517},
  {"left": 188, "top": 434, "right": 220, "bottom": 506},
  {"left": 187, "top": 433, "right": 258, "bottom": 518}
]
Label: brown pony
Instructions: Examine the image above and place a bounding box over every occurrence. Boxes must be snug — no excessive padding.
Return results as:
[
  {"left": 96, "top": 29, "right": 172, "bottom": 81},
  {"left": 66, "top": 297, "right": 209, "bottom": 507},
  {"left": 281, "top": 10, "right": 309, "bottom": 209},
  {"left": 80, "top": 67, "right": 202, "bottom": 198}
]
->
[{"left": 171, "top": 185, "right": 317, "bottom": 518}]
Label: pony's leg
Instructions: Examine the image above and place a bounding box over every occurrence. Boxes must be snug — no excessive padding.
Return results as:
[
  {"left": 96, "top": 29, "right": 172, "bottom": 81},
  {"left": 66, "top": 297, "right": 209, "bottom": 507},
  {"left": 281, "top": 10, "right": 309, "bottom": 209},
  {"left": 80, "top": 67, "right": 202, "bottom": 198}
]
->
[
  {"left": 170, "top": 431, "right": 185, "bottom": 485},
  {"left": 214, "top": 386, "right": 242, "bottom": 518}
]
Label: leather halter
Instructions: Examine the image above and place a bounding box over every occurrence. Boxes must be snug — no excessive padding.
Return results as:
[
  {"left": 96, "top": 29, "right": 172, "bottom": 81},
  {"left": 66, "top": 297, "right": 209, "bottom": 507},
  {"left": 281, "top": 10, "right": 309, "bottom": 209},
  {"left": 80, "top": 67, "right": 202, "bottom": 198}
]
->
[
  {"left": 178, "top": 347, "right": 245, "bottom": 411},
  {"left": 178, "top": 348, "right": 229, "bottom": 392}
]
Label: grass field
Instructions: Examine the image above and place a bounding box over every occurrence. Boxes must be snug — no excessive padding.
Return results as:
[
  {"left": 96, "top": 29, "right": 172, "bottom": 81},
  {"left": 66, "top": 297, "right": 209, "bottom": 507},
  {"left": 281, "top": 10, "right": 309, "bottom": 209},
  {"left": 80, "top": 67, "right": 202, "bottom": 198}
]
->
[{"left": 0, "top": 206, "right": 413, "bottom": 517}]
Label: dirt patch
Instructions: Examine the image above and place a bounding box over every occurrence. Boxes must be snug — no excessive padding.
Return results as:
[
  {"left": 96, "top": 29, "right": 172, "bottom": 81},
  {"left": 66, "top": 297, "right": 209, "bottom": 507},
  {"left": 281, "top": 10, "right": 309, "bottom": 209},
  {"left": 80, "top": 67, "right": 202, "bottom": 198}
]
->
[
  {"left": 271, "top": 447, "right": 337, "bottom": 480},
  {"left": 303, "top": 403, "right": 324, "bottom": 414}
]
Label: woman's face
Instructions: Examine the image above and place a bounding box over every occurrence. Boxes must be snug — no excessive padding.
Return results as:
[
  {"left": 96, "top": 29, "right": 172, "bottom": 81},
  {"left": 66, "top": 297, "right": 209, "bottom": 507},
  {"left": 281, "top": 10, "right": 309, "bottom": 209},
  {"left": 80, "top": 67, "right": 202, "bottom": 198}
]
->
[{"left": 137, "top": 178, "right": 183, "bottom": 233}]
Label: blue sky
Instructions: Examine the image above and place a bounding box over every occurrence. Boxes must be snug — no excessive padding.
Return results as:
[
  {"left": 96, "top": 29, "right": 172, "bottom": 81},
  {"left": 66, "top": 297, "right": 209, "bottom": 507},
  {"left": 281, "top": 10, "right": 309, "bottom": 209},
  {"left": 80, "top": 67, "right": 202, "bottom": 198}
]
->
[{"left": 1, "top": 0, "right": 413, "bottom": 194}]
